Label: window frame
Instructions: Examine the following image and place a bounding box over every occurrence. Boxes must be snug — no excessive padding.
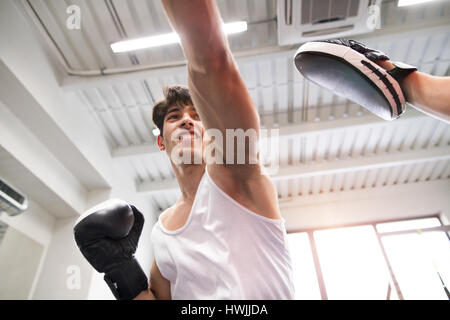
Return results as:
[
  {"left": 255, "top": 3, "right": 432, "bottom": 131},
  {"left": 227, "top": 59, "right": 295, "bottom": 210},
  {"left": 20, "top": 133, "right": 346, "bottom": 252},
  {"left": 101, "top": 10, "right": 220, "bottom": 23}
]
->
[{"left": 287, "top": 214, "right": 449, "bottom": 300}]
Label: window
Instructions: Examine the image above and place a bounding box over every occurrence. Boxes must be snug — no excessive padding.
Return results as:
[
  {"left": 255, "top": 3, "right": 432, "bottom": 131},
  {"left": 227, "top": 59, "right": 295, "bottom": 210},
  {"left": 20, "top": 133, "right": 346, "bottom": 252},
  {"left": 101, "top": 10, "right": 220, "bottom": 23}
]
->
[
  {"left": 314, "top": 225, "right": 392, "bottom": 299},
  {"left": 287, "top": 217, "right": 450, "bottom": 300},
  {"left": 378, "top": 218, "right": 450, "bottom": 300},
  {"left": 286, "top": 232, "right": 321, "bottom": 299}
]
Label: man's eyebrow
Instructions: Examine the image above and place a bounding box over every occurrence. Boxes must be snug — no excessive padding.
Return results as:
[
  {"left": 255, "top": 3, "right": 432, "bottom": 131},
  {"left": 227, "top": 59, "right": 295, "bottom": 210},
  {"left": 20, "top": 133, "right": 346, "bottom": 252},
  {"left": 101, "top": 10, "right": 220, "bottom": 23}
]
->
[
  {"left": 184, "top": 105, "right": 197, "bottom": 113},
  {"left": 166, "top": 106, "right": 181, "bottom": 115}
]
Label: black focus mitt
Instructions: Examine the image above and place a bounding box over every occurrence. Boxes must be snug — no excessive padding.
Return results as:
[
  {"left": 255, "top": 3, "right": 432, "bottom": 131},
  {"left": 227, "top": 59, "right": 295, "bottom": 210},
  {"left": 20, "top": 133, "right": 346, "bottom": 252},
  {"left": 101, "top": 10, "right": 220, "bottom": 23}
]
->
[{"left": 294, "top": 39, "right": 417, "bottom": 121}]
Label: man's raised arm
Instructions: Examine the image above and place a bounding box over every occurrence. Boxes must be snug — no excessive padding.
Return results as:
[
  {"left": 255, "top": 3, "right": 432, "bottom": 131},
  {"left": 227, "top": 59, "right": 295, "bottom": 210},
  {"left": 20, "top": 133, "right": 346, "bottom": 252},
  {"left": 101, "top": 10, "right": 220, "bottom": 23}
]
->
[{"left": 161, "top": 0, "right": 260, "bottom": 161}]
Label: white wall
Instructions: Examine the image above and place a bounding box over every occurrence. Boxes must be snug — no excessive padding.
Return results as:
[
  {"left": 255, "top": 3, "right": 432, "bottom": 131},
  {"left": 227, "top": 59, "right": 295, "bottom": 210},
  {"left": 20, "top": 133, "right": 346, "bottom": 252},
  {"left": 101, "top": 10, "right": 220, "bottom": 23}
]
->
[
  {"left": 0, "top": 0, "right": 157, "bottom": 300},
  {"left": 0, "top": 200, "right": 55, "bottom": 246},
  {"left": 281, "top": 180, "right": 450, "bottom": 232},
  {"left": 0, "top": 99, "right": 87, "bottom": 217},
  {"left": 0, "top": 226, "right": 44, "bottom": 299},
  {"left": 0, "top": 199, "right": 55, "bottom": 299},
  {"left": 32, "top": 216, "right": 94, "bottom": 300}
]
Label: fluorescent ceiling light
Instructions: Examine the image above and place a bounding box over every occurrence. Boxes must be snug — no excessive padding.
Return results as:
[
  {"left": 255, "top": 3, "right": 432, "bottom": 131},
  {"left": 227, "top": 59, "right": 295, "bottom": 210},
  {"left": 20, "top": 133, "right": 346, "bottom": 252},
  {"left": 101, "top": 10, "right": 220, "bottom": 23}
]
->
[
  {"left": 222, "top": 21, "right": 248, "bottom": 34},
  {"left": 398, "top": 0, "right": 439, "bottom": 7},
  {"left": 111, "top": 21, "right": 247, "bottom": 53}
]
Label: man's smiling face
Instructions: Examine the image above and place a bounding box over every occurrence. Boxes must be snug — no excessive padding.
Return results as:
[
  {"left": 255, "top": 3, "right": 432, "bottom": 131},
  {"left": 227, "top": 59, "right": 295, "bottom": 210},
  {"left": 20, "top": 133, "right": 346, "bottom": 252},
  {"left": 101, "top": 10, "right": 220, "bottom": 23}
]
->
[{"left": 157, "top": 104, "right": 206, "bottom": 164}]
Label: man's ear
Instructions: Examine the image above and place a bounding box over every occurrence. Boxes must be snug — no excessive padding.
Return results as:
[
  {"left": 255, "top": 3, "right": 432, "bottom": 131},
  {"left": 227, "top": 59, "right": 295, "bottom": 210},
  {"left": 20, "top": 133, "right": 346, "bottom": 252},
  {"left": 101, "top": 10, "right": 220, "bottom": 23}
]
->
[{"left": 157, "top": 135, "right": 165, "bottom": 151}]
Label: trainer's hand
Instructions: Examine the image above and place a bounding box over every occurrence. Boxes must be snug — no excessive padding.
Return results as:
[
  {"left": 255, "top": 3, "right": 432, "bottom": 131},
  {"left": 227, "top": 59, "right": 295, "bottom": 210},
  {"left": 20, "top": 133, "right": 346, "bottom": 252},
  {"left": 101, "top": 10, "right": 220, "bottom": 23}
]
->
[
  {"left": 73, "top": 199, "right": 148, "bottom": 300},
  {"left": 322, "top": 39, "right": 390, "bottom": 62}
]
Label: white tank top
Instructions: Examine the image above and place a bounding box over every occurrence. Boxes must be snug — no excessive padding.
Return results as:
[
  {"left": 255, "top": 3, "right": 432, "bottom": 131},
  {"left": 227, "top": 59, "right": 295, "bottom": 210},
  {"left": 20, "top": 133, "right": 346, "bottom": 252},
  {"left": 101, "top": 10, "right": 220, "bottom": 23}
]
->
[{"left": 150, "top": 167, "right": 295, "bottom": 299}]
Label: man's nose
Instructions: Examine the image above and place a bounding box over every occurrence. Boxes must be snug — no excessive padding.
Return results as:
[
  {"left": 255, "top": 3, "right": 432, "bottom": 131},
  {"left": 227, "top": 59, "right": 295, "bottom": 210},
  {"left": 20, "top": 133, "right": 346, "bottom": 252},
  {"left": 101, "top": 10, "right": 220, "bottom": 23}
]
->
[{"left": 180, "top": 112, "right": 194, "bottom": 128}]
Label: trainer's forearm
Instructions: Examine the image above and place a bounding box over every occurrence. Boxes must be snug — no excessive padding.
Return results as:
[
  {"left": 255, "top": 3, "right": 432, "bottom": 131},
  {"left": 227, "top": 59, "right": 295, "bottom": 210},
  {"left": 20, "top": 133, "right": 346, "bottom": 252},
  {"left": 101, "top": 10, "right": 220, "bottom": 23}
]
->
[
  {"left": 161, "top": 0, "right": 231, "bottom": 71},
  {"left": 401, "top": 72, "right": 450, "bottom": 121},
  {"left": 377, "top": 60, "right": 450, "bottom": 122}
]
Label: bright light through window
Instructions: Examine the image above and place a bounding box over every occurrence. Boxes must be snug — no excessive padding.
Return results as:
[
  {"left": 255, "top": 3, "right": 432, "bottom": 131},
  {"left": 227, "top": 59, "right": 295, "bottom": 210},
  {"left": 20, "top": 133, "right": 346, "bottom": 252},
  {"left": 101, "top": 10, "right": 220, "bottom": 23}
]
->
[
  {"left": 314, "top": 225, "right": 392, "bottom": 299},
  {"left": 287, "top": 217, "right": 449, "bottom": 300},
  {"left": 381, "top": 231, "right": 450, "bottom": 300},
  {"left": 398, "top": 0, "right": 440, "bottom": 7},
  {"left": 286, "top": 233, "right": 321, "bottom": 300},
  {"left": 376, "top": 217, "right": 441, "bottom": 233}
]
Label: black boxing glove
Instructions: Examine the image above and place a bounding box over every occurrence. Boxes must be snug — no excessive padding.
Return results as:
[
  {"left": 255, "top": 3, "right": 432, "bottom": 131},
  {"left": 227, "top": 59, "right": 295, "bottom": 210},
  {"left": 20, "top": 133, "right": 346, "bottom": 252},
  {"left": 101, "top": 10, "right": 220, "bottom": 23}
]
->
[{"left": 73, "top": 199, "right": 148, "bottom": 300}]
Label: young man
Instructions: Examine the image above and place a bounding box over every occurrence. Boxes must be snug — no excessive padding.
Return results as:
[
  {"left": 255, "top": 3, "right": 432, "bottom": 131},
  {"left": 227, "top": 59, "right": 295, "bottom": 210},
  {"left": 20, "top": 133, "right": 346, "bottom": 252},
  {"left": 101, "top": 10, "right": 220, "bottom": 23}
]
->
[
  {"left": 73, "top": 0, "right": 295, "bottom": 301},
  {"left": 133, "top": 0, "right": 296, "bottom": 300},
  {"left": 137, "top": 80, "right": 295, "bottom": 299}
]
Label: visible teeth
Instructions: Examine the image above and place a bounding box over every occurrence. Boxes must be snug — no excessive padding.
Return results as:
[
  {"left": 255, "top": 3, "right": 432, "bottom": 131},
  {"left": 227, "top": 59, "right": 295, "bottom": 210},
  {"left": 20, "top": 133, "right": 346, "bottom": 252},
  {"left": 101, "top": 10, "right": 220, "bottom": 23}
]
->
[{"left": 178, "top": 133, "right": 196, "bottom": 141}]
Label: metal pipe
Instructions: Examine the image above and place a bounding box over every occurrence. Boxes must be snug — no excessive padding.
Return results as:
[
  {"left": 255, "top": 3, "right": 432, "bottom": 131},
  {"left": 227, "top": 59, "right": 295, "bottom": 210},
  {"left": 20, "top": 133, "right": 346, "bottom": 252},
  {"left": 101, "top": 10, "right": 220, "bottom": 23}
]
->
[{"left": 22, "top": 0, "right": 291, "bottom": 77}]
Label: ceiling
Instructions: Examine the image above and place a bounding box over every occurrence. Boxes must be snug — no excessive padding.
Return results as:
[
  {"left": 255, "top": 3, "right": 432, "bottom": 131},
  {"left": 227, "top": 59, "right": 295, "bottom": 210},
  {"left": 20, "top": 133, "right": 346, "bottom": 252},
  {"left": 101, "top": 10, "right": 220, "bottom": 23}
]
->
[
  {"left": 19, "top": 0, "right": 450, "bottom": 214},
  {"left": 25, "top": 0, "right": 278, "bottom": 70}
]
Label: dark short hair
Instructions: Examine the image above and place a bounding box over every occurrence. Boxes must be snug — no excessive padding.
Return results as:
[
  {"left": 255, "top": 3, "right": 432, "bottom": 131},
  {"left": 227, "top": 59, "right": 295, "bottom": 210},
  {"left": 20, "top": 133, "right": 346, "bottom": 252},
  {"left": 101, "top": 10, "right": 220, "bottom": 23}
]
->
[{"left": 152, "top": 85, "right": 193, "bottom": 136}]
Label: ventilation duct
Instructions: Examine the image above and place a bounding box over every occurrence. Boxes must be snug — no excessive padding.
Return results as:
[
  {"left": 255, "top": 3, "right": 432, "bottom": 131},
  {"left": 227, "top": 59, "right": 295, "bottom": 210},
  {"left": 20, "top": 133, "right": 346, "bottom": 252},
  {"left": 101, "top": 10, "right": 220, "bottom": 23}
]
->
[
  {"left": 278, "top": 0, "right": 382, "bottom": 45},
  {"left": 0, "top": 177, "right": 28, "bottom": 216}
]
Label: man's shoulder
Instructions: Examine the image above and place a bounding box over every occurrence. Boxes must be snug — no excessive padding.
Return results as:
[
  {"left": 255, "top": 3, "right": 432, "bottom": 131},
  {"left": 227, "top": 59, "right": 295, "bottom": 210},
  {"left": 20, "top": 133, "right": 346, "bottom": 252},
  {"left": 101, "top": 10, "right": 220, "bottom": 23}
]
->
[
  {"left": 207, "top": 164, "right": 281, "bottom": 220},
  {"left": 207, "top": 163, "right": 265, "bottom": 182}
]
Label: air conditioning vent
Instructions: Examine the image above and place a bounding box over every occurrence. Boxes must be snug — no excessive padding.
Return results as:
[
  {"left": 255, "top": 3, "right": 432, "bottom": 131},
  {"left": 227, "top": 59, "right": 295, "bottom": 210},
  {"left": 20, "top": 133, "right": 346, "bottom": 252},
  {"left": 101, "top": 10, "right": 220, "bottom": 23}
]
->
[
  {"left": 278, "top": 0, "right": 381, "bottom": 45},
  {"left": 0, "top": 178, "right": 28, "bottom": 216},
  {"left": 313, "top": 17, "right": 346, "bottom": 25},
  {"left": 302, "top": 25, "right": 354, "bottom": 37}
]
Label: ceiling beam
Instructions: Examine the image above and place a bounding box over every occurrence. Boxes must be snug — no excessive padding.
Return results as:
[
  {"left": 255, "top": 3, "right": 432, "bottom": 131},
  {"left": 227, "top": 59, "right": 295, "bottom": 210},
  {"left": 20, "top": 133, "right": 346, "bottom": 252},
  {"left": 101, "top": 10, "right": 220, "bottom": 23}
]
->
[
  {"left": 113, "top": 105, "right": 426, "bottom": 159},
  {"left": 281, "top": 179, "right": 450, "bottom": 232},
  {"left": 0, "top": 30, "right": 112, "bottom": 191},
  {"left": 279, "top": 179, "right": 450, "bottom": 210},
  {"left": 113, "top": 143, "right": 159, "bottom": 158},
  {"left": 137, "top": 178, "right": 179, "bottom": 195},
  {"left": 136, "top": 143, "right": 449, "bottom": 195},
  {"left": 0, "top": 103, "right": 87, "bottom": 217},
  {"left": 272, "top": 145, "right": 450, "bottom": 181}
]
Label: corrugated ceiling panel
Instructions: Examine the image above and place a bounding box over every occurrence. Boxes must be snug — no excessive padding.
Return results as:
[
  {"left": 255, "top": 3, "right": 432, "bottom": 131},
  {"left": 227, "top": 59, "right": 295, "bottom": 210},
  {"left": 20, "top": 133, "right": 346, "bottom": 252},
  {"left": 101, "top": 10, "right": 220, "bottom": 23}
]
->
[
  {"left": 433, "top": 160, "right": 450, "bottom": 180},
  {"left": 26, "top": 0, "right": 450, "bottom": 78},
  {"left": 29, "top": 0, "right": 85, "bottom": 70},
  {"left": 99, "top": 108, "right": 133, "bottom": 147},
  {"left": 152, "top": 188, "right": 181, "bottom": 211},
  {"left": 142, "top": 152, "right": 173, "bottom": 182},
  {"left": 28, "top": 0, "right": 278, "bottom": 71},
  {"left": 124, "top": 107, "right": 449, "bottom": 208},
  {"left": 28, "top": 0, "right": 448, "bottom": 209}
]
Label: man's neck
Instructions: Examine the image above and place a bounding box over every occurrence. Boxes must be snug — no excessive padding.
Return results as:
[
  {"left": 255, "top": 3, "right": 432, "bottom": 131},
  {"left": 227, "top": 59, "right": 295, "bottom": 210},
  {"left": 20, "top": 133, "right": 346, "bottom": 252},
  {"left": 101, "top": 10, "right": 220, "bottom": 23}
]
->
[{"left": 172, "top": 162, "right": 206, "bottom": 203}]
